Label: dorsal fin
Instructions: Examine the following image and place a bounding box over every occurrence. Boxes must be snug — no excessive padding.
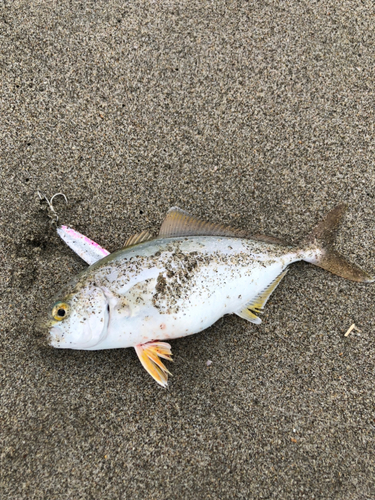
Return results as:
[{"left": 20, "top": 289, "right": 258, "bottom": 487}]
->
[
  {"left": 159, "top": 207, "right": 289, "bottom": 245},
  {"left": 124, "top": 230, "right": 154, "bottom": 248},
  {"left": 251, "top": 234, "right": 289, "bottom": 246},
  {"left": 159, "top": 207, "right": 248, "bottom": 238}
]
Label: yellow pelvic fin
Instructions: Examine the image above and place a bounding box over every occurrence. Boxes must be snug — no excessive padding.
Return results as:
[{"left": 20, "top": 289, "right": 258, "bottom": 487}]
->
[
  {"left": 123, "top": 230, "right": 154, "bottom": 248},
  {"left": 134, "top": 341, "right": 173, "bottom": 387},
  {"left": 236, "top": 269, "right": 289, "bottom": 324}
]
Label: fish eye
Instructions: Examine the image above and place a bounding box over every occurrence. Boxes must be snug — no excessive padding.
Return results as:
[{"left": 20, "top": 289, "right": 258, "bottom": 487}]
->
[{"left": 52, "top": 302, "right": 69, "bottom": 321}]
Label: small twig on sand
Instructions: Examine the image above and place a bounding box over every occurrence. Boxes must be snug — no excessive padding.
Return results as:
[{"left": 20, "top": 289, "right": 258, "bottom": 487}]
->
[{"left": 344, "top": 323, "right": 361, "bottom": 337}]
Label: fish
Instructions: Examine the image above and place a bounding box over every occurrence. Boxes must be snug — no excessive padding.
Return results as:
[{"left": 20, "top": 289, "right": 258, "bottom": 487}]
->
[{"left": 41, "top": 205, "right": 373, "bottom": 387}]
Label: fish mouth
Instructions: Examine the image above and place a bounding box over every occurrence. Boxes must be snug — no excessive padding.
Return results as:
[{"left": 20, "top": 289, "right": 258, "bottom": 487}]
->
[{"left": 49, "top": 326, "right": 65, "bottom": 347}]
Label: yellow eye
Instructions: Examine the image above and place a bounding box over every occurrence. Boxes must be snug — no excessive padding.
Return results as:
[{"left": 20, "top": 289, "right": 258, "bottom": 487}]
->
[{"left": 52, "top": 302, "right": 69, "bottom": 321}]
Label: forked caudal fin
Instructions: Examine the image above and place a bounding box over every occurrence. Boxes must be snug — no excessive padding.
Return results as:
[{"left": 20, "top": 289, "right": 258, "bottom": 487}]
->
[{"left": 302, "top": 204, "right": 374, "bottom": 283}]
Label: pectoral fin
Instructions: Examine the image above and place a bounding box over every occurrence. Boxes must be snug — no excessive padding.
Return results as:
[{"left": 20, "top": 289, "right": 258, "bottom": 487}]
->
[
  {"left": 236, "top": 269, "right": 289, "bottom": 324},
  {"left": 134, "top": 341, "right": 173, "bottom": 387}
]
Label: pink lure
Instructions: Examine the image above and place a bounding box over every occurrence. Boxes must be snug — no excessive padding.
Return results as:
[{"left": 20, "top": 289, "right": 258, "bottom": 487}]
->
[{"left": 57, "top": 225, "right": 110, "bottom": 265}]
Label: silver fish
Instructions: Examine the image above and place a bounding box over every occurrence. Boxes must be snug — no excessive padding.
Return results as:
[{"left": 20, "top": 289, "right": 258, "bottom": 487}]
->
[{"left": 41, "top": 205, "right": 373, "bottom": 387}]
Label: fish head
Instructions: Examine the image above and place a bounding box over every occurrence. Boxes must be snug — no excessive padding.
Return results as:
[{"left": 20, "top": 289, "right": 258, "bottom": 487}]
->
[{"left": 44, "top": 283, "right": 110, "bottom": 349}]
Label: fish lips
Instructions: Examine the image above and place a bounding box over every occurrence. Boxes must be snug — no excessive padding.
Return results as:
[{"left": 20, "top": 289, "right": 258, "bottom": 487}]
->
[{"left": 49, "top": 325, "right": 65, "bottom": 347}]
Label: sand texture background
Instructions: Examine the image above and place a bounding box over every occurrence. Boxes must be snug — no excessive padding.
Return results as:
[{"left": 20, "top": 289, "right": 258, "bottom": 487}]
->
[{"left": 1, "top": 1, "right": 374, "bottom": 498}]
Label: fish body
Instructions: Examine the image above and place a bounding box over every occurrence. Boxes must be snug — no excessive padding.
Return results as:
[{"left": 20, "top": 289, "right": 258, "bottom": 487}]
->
[
  {"left": 50, "top": 235, "right": 319, "bottom": 350},
  {"left": 43, "top": 205, "right": 373, "bottom": 386}
]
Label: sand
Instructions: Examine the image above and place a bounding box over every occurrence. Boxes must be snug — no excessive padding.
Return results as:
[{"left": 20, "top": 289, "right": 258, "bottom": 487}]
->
[{"left": 1, "top": 1, "right": 374, "bottom": 498}]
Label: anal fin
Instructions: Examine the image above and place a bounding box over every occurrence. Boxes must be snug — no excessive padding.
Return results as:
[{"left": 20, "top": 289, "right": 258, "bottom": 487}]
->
[
  {"left": 134, "top": 341, "right": 173, "bottom": 387},
  {"left": 236, "top": 308, "right": 262, "bottom": 324},
  {"left": 236, "top": 269, "right": 289, "bottom": 324}
]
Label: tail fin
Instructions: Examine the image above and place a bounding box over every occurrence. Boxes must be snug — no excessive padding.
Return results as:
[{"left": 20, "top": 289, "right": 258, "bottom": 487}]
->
[{"left": 302, "top": 204, "right": 374, "bottom": 283}]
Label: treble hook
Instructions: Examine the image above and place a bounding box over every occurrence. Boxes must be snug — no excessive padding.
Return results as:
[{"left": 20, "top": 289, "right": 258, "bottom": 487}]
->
[{"left": 37, "top": 191, "right": 68, "bottom": 224}]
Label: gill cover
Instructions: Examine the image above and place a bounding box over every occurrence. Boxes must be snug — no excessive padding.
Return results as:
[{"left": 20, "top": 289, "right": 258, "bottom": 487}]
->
[{"left": 50, "top": 286, "right": 110, "bottom": 349}]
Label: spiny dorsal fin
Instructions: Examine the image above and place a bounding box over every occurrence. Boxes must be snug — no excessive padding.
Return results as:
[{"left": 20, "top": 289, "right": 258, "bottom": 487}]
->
[
  {"left": 159, "top": 207, "right": 289, "bottom": 245},
  {"left": 235, "top": 269, "right": 288, "bottom": 324},
  {"left": 124, "top": 230, "right": 154, "bottom": 248},
  {"left": 159, "top": 207, "right": 249, "bottom": 238}
]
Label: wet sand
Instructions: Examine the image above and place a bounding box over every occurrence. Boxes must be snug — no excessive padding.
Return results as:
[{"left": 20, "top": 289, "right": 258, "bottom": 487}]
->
[{"left": 1, "top": 1, "right": 374, "bottom": 498}]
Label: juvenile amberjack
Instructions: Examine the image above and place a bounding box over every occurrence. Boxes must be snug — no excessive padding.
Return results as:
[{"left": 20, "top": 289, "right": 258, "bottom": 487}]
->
[{"left": 41, "top": 205, "right": 373, "bottom": 386}]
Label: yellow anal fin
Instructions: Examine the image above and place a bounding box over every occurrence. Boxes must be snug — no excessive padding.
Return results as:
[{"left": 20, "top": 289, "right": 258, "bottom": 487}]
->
[
  {"left": 124, "top": 230, "right": 154, "bottom": 248},
  {"left": 236, "top": 308, "right": 262, "bottom": 324},
  {"left": 134, "top": 341, "right": 173, "bottom": 387},
  {"left": 236, "top": 269, "right": 289, "bottom": 325},
  {"left": 250, "top": 269, "right": 289, "bottom": 312}
]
